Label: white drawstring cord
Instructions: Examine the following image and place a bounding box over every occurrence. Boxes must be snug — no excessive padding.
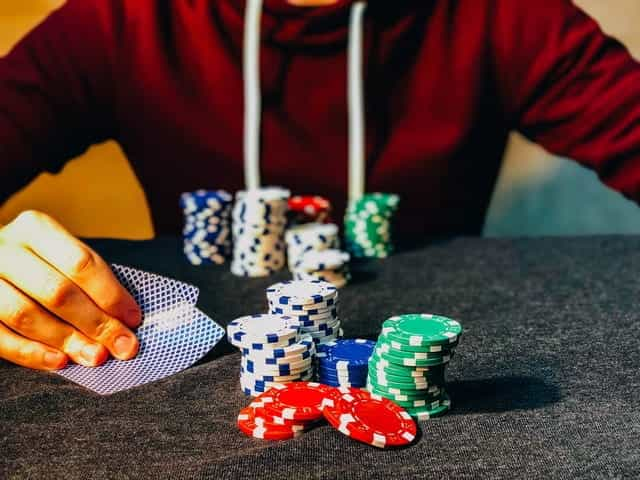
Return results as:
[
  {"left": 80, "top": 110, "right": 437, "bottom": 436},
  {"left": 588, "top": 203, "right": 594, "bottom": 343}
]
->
[
  {"left": 243, "top": 1, "right": 368, "bottom": 200},
  {"left": 243, "top": 0, "right": 263, "bottom": 190},
  {"left": 348, "top": 2, "right": 367, "bottom": 203}
]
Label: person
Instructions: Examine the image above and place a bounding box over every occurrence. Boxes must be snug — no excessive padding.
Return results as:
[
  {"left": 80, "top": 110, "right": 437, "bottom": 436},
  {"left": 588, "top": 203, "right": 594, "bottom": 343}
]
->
[{"left": 2, "top": 0, "right": 640, "bottom": 371}]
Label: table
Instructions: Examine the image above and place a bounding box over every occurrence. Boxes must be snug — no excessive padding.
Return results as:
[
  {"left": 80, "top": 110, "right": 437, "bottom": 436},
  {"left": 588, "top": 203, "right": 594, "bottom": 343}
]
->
[{"left": 2, "top": 236, "right": 640, "bottom": 479}]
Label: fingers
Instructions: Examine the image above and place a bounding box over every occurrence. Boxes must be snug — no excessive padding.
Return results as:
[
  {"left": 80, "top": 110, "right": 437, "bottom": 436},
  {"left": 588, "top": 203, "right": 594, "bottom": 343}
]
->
[
  {"left": 0, "top": 245, "right": 139, "bottom": 361},
  {"left": 0, "top": 279, "right": 109, "bottom": 367},
  {"left": 0, "top": 322, "right": 68, "bottom": 371},
  {"left": 2, "top": 211, "right": 142, "bottom": 328}
]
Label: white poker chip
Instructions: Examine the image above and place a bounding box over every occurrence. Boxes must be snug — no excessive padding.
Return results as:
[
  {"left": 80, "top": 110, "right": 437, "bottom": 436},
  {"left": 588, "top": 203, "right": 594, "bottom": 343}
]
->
[
  {"left": 227, "top": 314, "right": 299, "bottom": 345},
  {"left": 231, "top": 186, "right": 290, "bottom": 278},
  {"left": 266, "top": 280, "right": 338, "bottom": 306},
  {"left": 297, "top": 249, "right": 350, "bottom": 272}
]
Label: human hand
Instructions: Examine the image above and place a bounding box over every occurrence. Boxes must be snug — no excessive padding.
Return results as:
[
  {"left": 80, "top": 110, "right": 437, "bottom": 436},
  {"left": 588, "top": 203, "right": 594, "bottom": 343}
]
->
[{"left": 0, "top": 211, "right": 141, "bottom": 370}]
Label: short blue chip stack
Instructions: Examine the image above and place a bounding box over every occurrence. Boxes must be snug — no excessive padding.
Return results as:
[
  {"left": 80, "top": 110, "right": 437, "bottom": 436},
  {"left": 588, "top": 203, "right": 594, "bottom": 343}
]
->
[
  {"left": 180, "top": 190, "right": 232, "bottom": 265},
  {"left": 315, "top": 339, "right": 375, "bottom": 388}
]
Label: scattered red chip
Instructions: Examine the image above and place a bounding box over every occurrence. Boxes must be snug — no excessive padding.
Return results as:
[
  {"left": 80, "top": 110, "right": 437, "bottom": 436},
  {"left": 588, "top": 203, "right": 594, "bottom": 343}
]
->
[
  {"left": 260, "top": 382, "right": 338, "bottom": 421},
  {"left": 321, "top": 387, "right": 417, "bottom": 448},
  {"left": 248, "top": 397, "right": 309, "bottom": 428},
  {"left": 237, "top": 407, "right": 305, "bottom": 441}
]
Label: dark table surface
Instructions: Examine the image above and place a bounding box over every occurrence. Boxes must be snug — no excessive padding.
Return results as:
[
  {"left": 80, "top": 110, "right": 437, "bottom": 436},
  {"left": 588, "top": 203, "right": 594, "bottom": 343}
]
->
[{"left": 2, "top": 236, "right": 640, "bottom": 479}]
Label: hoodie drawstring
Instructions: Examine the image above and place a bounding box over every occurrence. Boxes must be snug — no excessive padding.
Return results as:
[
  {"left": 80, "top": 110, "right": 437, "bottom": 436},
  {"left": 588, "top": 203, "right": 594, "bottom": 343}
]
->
[
  {"left": 347, "top": 2, "right": 366, "bottom": 202},
  {"left": 243, "top": 0, "right": 367, "bottom": 200},
  {"left": 243, "top": 0, "right": 264, "bottom": 190}
]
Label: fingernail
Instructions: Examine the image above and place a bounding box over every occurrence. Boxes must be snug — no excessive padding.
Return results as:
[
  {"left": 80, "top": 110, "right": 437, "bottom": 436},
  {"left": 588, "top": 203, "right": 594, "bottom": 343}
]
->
[
  {"left": 114, "top": 334, "right": 137, "bottom": 358},
  {"left": 44, "top": 351, "right": 66, "bottom": 369},
  {"left": 80, "top": 344, "right": 101, "bottom": 364},
  {"left": 127, "top": 308, "right": 142, "bottom": 327}
]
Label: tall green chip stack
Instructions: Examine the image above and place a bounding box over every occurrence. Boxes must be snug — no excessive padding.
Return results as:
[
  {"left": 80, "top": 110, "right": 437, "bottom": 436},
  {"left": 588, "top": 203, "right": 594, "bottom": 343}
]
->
[
  {"left": 367, "top": 313, "right": 463, "bottom": 420},
  {"left": 344, "top": 193, "right": 399, "bottom": 259}
]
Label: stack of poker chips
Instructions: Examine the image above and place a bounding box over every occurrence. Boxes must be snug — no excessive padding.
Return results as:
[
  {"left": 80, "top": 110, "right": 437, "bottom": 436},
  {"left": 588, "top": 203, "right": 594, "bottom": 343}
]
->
[
  {"left": 286, "top": 223, "right": 351, "bottom": 288},
  {"left": 227, "top": 314, "right": 316, "bottom": 396},
  {"left": 231, "top": 187, "right": 290, "bottom": 277},
  {"left": 288, "top": 195, "right": 332, "bottom": 225},
  {"left": 315, "top": 339, "right": 375, "bottom": 388},
  {"left": 266, "top": 280, "right": 343, "bottom": 345},
  {"left": 367, "top": 314, "right": 462, "bottom": 421},
  {"left": 285, "top": 223, "right": 340, "bottom": 271},
  {"left": 344, "top": 193, "right": 400, "bottom": 259},
  {"left": 293, "top": 249, "right": 351, "bottom": 288},
  {"left": 180, "top": 190, "right": 232, "bottom": 265},
  {"left": 237, "top": 382, "right": 417, "bottom": 448}
]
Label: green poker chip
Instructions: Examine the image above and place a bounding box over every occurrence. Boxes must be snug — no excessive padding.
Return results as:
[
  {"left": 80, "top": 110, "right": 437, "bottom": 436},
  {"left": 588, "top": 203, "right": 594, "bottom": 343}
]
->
[
  {"left": 373, "top": 348, "right": 453, "bottom": 367},
  {"left": 367, "top": 380, "right": 442, "bottom": 399},
  {"left": 368, "top": 355, "right": 446, "bottom": 377},
  {"left": 368, "top": 387, "right": 446, "bottom": 408},
  {"left": 367, "top": 375, "right": 440, "bottom": 393},
  {"left": 368, "top": 371, "right": 444, "bottom": 389},
  {"left": 382, "top": 314, "right": 462, "bottom": 347},
  {"left": 344, "top": 193, "right": 400, "bottom": 259},
  {"left": 375, "top": 342, "right": 454, "bottom": 360},
  {"left": 404, "top": 392, "right": 451, "bottom": 420},
  {"left": 378, "top": 332, "right": 459, "bottom": 353}
]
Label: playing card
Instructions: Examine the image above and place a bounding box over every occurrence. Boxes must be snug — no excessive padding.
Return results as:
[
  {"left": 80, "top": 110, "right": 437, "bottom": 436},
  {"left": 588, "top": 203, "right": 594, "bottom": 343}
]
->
[{"left": 55, "top": 264, "right": 225, "bottom": 395}]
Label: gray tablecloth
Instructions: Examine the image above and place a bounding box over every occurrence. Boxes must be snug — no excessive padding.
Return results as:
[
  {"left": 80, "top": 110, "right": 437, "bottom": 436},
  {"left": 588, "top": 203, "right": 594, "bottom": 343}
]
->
[{"left": 2, "top": 236, "right": 639, "bottom": 479}]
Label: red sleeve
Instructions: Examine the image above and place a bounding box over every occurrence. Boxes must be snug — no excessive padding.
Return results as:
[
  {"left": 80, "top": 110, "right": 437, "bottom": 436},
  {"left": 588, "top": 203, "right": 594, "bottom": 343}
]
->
[
  {"left": 492, "top": 0, "right": 640, "bottom": 202},
  {"left": 0, "top": 0, "right": 117, "bottom": 204}
]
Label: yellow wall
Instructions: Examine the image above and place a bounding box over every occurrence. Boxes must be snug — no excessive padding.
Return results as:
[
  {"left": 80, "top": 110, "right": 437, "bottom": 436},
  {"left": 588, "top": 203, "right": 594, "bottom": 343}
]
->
[
  {"left": 0, "top": 1, "right": 153, "bottom": 239},
  {"left": 1, "top": 1, "right": 639, "bottom": 239}
]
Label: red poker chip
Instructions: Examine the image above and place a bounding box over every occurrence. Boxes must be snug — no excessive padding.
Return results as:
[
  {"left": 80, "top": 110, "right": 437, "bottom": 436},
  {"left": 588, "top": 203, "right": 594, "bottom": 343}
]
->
[
  {"left": 321, "top": 387, "right": 417, "bottom": 448},
  {"left": 248, "top": 397, "right": 311, "bottom": 428},
  {"left": 260, "top": 382, "right": 338, "bottom": 421},
  {"left": 237, "top": 407, "right": 305, "bottom": 440},
  {"left": 288, "top": 196, "right": 332, "bottom": 222}
]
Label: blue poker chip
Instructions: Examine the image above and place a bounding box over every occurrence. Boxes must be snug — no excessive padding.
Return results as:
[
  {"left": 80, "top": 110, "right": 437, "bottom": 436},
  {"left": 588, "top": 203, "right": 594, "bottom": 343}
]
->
[
  {"left": 317, "top": 366, "right": 368, "bottom": 379},
  {"left": 316, "top": 339, "right": 375, "bottom": 369},
  {"left": 318, "top": 371, "right": 368, "bottom": 384},
  {"left": 317, "top": 377, "right": 366, "bottom": 388},
  {"left": 316, "top": 361, "right": 369, "bottom": 374}
]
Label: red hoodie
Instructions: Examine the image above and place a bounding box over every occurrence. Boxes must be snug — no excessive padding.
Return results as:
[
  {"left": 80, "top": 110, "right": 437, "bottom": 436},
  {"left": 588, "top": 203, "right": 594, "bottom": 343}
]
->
[{"left": 2, "top": 0, "right": 640, "bottom": 241}]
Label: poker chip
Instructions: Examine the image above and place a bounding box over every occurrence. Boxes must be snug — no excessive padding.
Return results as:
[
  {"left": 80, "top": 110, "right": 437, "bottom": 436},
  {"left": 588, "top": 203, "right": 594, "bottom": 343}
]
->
[
  {"left": 285, "top": 223, "right": 340, "bottom": 268},
  {"left": 315, "top": 339, "right": 374, "bottom": 388},
  {"left": 231, "top": 187, "right": 290, "bottom": 277},
  {"left": 258, "top": 382, "right": 337, "bottom": 422},
  {"left": 227, "top": 314, "right": 300, "bottom": 346},
  {"left": 292, "top": 249, "right": 351, "bottom": 288},
  {"left": 321, "top": 387, "right": 416, "bottom": 448},
  {"left": 267, "top": 280, "right": 342, "bottom": 346},
  {"left": 404, "top": 392, "right": 452, "bottom": 420},
  {"left": 180, "top": 190, "right": 233, "bottom": 265},
  {"left": 227, "top": 314, "right": 319, "bottom": 395},
  {"left": 288, "top": 196, "right": 332, "bottom": 224},
  {"left": 367, "top": 313, "right": 463, "bottom": 420},
  {"left": 267, "top": 280, "right": 338, "bottom": 306},
  {"left": 344, "top": 193, "right": 399, "bottom": 259},
  {"left": 378, "top": 332, "right": 459, "bottom": 353},
  {"left": 241, "top": 367, "right": 315, "bottom": 383},
  {"left": 240, "top": 333, "right": 315, "bottom": 357},
  {"left": 382, "top": 314, "right": 462, "bottom": 347},
  {"left": 237, "top": 407, "right": 305, "bottom": 440},
  {"left": 242, "top": 357, "right": 313, "bottom": 375}
]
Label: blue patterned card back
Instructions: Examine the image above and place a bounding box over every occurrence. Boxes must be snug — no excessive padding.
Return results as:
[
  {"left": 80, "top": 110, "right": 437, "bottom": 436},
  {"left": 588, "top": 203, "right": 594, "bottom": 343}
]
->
[{"left": 56, "top": 265, "right": 224, "bottom": 395}]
